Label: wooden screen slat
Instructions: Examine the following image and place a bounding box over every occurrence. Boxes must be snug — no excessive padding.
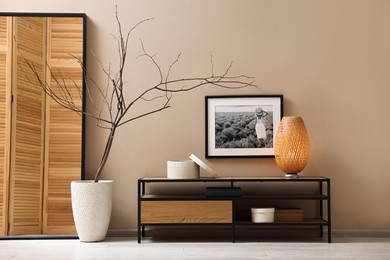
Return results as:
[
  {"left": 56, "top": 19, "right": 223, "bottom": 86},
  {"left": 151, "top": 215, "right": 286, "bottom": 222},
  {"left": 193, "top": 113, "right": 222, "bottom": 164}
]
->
[
  {"left": 8, "top": 17, "right": 46, "bottom": 236},
  {"left": 0, "top": 16, "right": 7, "bottom": 237},
  {"left": 0, "top": 16, "right": 11, "bottom": 236},
  {"left": 43, "top": 17, "right": 83, "bottom": 235}
]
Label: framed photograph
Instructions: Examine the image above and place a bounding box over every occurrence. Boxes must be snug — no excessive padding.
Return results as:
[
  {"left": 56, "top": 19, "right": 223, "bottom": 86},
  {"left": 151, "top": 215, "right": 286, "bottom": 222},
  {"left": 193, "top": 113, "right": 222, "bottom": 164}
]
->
[{"left": 205, "top": 95, "right": 283, "bottom": 158}]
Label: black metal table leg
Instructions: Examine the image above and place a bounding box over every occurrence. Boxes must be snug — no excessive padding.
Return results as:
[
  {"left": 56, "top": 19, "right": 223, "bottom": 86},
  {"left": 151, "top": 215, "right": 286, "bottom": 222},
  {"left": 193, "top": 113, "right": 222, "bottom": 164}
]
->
[
  {"left": 319, "top": 181, "right": 324, "bottom": 237},
  {"left": 137, "top": 179, "right": 142, "bottom": 243},
  {"left": 232, "top": 199, "right": 235, "bottom": 243},
  {"left": 327, "top": 179, "right": 332, "bottom": 243}
]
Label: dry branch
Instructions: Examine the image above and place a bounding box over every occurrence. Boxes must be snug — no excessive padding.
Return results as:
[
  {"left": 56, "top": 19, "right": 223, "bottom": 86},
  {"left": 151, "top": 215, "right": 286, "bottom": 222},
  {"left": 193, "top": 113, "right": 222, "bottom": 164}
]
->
[{"left": 21, "top": 7, "right": 257, "bottom": 182}]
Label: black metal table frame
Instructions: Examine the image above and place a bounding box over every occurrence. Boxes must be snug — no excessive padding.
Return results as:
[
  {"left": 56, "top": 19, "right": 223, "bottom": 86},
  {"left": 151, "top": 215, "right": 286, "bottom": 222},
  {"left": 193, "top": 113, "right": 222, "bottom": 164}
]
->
[{"left": 137, "top": 177, "right": 331, "bottom": 243}]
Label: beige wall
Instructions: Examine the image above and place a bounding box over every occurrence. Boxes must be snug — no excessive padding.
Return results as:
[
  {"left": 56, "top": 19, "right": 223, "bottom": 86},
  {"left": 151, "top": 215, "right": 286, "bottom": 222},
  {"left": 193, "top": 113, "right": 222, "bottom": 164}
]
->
[{"left": 3, "top": 0, "right": 390, "bottom": 230}]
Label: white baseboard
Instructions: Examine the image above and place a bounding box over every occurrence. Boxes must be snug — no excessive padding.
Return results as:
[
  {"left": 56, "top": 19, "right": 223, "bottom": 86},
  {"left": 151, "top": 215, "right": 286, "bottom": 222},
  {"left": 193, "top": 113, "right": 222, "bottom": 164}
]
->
[{"left": 333, "top": 229, "right": 390, "bottom": 236}]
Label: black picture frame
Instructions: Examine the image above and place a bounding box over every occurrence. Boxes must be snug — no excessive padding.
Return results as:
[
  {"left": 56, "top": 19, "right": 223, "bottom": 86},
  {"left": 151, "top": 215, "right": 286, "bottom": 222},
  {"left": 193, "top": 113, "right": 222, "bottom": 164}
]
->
[{"left": 205, "top": 95, "right": 283, "bottom": 158}]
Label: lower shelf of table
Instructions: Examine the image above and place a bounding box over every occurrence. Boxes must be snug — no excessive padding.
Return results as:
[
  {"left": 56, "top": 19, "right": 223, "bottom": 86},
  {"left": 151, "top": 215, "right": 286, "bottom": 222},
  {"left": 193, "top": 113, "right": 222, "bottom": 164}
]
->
[
  {"left": 140, "top": 218, "right": 328, "bottom": 226},
  {"left": 138, "top": 219, "right": 331, "bottom": 243},
  {"left": 235, "top": 219, "right": 328, "bottom": 226}
]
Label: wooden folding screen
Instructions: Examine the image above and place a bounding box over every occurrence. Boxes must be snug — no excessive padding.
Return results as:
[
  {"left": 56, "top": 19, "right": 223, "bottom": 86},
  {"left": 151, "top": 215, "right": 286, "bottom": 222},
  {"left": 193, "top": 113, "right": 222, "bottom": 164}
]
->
[{"left": 0, "top": 16, "right": 83, "bottom": 236}]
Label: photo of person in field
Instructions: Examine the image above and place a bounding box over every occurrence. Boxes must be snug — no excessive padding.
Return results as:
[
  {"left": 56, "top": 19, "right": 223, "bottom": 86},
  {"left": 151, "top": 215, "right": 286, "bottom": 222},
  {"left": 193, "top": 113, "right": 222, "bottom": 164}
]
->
[{"left": 215, "top": 105, "right": 274, "bottom": 149}]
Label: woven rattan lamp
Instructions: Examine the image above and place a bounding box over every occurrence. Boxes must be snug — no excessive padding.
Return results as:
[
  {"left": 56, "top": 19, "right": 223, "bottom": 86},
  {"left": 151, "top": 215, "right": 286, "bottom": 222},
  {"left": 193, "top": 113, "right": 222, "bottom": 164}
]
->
[{"left": 275, "top": 116, "right": 310, "bottom": 178}]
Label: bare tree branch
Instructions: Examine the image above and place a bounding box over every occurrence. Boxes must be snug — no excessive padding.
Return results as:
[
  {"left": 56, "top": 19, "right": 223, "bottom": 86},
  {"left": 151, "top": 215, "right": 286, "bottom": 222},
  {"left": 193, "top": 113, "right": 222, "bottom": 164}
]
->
[
  {"left": 19, "top": 8, "right": 257, "bottom": 182},
  {"left": 138, "top": 39, "right": 164, "bottom": 83}
]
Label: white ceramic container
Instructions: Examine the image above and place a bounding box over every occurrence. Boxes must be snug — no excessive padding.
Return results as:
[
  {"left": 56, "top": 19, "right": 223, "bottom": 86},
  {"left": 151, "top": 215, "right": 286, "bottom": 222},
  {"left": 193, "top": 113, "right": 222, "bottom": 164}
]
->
[{"left": 71, "top": 180, "right": 113, "bottom": 242}]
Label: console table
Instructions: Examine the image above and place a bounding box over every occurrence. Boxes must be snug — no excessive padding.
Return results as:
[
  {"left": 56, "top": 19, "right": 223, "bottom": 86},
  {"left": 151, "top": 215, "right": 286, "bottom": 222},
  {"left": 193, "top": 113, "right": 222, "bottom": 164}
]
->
[{"left": 137, "top": 176, "right": 331, "bottom": 243}]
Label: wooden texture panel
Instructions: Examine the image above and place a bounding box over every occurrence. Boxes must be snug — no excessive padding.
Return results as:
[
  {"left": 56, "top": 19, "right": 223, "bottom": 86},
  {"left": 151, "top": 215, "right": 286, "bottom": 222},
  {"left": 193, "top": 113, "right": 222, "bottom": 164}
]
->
[
  {"left": 8, "top": 17, "right": 46, "bottom": 235},
  {"left": 274, "top": 209, "right": 304, "bottom": 222},
  {"left": 43, "top": 17, "right": 83, "bottom": 235},
  {"left": 0, "top": 16, "right": 7, "bottom": 236},
  {"left": 0, "top": 16, "right": 11, "bottom": 236},
  {"left": 141, "top": 201, "right": 232, "bottom": 224}
]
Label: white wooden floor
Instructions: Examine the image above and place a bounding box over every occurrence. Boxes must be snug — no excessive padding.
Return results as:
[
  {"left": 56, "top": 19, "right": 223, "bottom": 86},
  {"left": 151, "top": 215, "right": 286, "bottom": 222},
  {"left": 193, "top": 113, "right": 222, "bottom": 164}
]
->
[{"left": 1, "top": 235, "right": 390, "bottom": 259}]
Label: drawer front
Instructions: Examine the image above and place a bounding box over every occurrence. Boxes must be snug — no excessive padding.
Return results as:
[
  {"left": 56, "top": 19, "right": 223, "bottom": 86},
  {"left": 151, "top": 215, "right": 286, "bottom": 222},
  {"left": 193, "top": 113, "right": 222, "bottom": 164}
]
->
[
  {"left": 141, "top": 201, "right": 232, "bottom": 224},
  {"left": 274, "top": 209, "right": 304, "bottom": 222}
]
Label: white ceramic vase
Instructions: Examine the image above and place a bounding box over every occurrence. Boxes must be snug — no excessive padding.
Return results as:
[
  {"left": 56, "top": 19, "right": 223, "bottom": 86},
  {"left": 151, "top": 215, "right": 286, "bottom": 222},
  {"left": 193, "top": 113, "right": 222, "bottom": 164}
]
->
[{"left": 71, "top": 180, "right": 113, "bottom": 242}]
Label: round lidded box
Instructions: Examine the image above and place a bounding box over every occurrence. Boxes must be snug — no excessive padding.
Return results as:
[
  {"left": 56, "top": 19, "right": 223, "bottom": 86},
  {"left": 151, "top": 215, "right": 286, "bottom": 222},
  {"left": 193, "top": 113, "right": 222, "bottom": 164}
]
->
[
  {"left": 167, "top": 160, "right": 200, "bottom": 179},
  {"left": 251, "top": 208, "right": 275, "bottom": 223}
]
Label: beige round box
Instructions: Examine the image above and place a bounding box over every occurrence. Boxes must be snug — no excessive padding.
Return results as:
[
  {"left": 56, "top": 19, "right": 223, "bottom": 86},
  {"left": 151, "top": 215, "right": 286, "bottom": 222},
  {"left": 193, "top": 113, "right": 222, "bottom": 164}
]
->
[
  {"left": 167, "top": 160, "right": 200, "bottom": 179},
  {"left": 251, "top": 208, "right": 275, "bottom": 223}
]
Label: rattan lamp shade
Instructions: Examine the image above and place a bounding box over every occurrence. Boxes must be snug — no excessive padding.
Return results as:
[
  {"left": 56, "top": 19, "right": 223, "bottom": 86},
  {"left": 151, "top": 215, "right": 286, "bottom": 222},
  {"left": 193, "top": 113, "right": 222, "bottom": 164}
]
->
[{"left": 274, "top": 116, "right": 310, "bottom": 178}]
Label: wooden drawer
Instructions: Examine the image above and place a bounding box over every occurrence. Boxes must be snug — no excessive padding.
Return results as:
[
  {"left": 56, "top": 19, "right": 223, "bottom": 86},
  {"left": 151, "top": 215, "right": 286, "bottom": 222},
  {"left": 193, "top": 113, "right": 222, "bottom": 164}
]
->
[
  {"left": 274, "top": 209, "right": 304, "bottom": 222},
  {"left": 141, "top": 201, "right": 232, "bottom": 224}
]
